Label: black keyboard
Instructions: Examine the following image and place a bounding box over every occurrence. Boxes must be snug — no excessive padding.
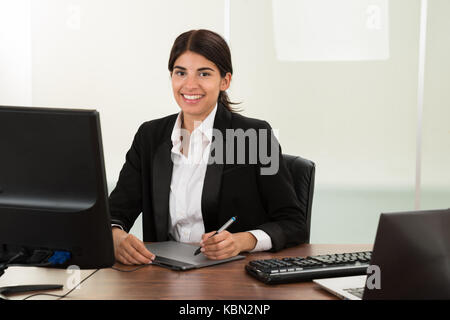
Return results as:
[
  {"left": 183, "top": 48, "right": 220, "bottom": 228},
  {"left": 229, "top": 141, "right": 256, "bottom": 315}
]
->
[{"left": 245, "top": 251, "right": 372, "bottom": 284}]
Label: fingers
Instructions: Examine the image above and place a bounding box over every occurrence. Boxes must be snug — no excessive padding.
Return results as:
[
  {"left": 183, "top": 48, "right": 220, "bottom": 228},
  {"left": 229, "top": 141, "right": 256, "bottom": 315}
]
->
[
  {"left": 122, "top": 237, "right": 155, "bottom": 265},
  {"left": 202, "top": 231, "right": 230, "bottom": 250},
  {"left": 117, "top": 246, "right": 154, "bottom": 266},
  {"left": 201, "top": 231, "right": 238, "bottom": 260},
  {"left": 201, "top": 231, "right": 217, "bottom": 242},
  {"left": 113, "top": 229, "right": 155, "bottom": 265},
  {"left": 129, "top": 236, "right": 155, "bottom": 261},
  {"left": 117, "top": 250, "right": 141, "bottom": 266}
]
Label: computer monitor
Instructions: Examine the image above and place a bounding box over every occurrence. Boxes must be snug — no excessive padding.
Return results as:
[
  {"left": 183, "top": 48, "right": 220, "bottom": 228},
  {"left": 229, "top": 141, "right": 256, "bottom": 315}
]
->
[{"left": 0, "top": 106, "right": 114, "bottom": 270}]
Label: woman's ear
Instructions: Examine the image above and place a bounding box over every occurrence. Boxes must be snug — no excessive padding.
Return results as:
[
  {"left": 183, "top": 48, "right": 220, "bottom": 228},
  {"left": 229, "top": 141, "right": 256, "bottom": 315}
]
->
[{"left": 220, "top": 72, "right": 232, "bottom": 91}]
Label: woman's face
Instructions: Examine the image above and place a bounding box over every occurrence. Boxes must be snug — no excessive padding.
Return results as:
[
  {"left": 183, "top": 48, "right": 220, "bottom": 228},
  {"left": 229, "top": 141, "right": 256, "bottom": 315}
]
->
[{"left": 171, "top": 51, "right": 231, "bottom": 121}]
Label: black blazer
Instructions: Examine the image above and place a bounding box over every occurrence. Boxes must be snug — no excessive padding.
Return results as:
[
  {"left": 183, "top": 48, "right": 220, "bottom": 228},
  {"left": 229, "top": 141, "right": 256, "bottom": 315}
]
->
[{"left": 109, "top": 103, "right": 308, "bottom": 251}]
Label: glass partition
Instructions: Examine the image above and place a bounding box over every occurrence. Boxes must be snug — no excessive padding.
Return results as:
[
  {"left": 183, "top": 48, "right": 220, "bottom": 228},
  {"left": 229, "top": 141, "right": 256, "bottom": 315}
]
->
[
  {"left": 421, "top": 0, "right": 450, "bottom": 211},
  {"left": 229, "top": 0, "right": 419, "bottom": 243}
]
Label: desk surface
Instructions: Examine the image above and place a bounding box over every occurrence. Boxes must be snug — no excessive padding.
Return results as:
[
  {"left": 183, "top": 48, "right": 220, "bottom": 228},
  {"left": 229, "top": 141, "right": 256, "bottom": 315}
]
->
[{"left": 0, "top": 244, "right": 372, "bottom": 300}]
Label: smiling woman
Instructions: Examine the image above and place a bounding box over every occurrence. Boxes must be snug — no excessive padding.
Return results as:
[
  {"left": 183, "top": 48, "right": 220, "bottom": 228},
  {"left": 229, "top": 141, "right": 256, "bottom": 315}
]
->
[
  {"left": 170, "top": 50, "right": 231, "bottom": 132},
  {"left": 108, "top": 29, "right": 308, "bottom": 266},
  {"left": 168, "top": 30, "right": 236, "bottom": 123}
]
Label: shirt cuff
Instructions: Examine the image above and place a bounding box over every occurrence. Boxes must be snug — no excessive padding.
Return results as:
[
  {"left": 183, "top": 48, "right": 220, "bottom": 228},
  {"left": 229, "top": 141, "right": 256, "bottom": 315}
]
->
[
  {"left": 248, "top": 229, "right": 273, "bottom": 252},
  {"left": 111, "top": 224, "right": 124, "bottom": 231}
]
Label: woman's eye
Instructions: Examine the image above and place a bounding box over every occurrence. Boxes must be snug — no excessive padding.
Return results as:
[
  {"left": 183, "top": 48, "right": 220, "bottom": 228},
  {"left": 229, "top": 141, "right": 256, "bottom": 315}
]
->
[
  {"left": 199, "top": 72, "right": 210, "bottom": 77},
  {"left": 175, "top": 71, "right": 185, "bottom": 77}
]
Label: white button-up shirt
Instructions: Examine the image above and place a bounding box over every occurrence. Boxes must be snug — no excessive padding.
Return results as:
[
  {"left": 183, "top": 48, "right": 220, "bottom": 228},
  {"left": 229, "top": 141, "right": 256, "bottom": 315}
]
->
[{"left": 168, "top": 104, "right": 272, "bottom": 252}]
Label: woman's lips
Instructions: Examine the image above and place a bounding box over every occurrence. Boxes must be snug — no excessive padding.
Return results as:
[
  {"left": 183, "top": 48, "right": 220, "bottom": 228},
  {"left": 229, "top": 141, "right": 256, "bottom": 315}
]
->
[{"left": 181, "top": 94, "right": 204, "bottom": 104}]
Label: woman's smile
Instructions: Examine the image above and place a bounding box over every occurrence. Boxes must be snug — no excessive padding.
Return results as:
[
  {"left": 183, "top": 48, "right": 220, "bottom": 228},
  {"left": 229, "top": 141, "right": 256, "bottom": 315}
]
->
[{"left": 181, "top": 93, "right": 205, "bottom": 104}]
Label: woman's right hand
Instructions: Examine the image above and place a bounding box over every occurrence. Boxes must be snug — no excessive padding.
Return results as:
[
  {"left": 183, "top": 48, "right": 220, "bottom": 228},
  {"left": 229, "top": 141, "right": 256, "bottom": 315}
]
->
[{"left": 112, "top": 227, "right": 155, "bottom": 265}]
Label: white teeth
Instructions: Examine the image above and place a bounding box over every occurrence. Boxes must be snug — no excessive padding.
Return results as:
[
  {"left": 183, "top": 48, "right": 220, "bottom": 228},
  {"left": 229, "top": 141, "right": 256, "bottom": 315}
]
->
[{"left": 183, "top": 94, "right": 202, "bottom": 100}]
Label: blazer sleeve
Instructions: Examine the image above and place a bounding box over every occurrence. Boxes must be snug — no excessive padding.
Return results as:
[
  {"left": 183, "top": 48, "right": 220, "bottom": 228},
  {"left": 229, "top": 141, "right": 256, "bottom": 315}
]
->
[
  {"left": 254, "top": 121, "right": 308, "bottom": 251},
  {"left": 108, "top": 124, "right": 145, "bottom": 232}
]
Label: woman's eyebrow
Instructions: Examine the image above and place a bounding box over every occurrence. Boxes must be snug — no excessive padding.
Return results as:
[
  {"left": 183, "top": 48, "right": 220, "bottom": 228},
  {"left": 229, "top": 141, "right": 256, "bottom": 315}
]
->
[{"left": 173, "top": 66, "right": 215, "bottom": 72}]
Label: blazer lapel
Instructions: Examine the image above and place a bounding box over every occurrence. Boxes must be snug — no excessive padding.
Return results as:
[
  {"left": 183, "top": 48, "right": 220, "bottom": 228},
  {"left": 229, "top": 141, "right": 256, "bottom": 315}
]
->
[
  {"left": 201, "top": 103, "right": 232, "bottom": 232},
  {"left": 152, "top": 140, "right": 173, "bottom": 241}
]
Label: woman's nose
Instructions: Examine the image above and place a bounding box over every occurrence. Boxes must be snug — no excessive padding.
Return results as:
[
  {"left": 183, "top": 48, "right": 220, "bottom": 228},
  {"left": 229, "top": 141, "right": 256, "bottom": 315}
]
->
[{"left": 183, "top": 74, "right": 199, "bottom": 89}]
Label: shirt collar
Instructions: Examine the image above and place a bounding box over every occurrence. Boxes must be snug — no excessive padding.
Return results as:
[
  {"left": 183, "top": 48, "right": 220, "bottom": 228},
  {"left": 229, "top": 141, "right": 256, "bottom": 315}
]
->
[
  {"left": 170, "top": 103, "right": 217, "bottom": 146},
  {"left": 196, "top": 103, "right": 217, "bottom": 142}
]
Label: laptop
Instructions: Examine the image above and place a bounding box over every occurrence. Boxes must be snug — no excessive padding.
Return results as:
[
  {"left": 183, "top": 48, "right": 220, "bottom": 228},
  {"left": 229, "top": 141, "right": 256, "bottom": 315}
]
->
[{"left": 314, "top": 208, "right": 450, "bottom": 300}]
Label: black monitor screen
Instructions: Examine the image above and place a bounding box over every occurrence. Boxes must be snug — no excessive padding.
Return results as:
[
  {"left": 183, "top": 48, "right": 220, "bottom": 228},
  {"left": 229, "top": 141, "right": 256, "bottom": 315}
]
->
[{"left": 0, "top": 106, "right": 114, "bottom": 269}]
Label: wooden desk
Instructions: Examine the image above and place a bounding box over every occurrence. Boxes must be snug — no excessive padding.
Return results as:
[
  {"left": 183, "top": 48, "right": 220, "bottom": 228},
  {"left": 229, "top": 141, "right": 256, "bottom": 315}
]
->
[{"left": 0, "top": 244, "right": 371, "bottom": 300}]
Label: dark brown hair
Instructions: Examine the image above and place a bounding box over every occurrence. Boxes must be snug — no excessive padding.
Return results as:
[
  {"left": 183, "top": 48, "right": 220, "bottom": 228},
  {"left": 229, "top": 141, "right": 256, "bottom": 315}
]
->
[{"left": 168, "top": 29, "right": 240, "bottom": 112}]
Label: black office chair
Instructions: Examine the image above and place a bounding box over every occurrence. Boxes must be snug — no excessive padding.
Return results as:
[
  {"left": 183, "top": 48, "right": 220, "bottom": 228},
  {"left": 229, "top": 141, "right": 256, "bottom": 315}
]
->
[{"left": 282, "top": 154, "right": 315, "bottom": 244}]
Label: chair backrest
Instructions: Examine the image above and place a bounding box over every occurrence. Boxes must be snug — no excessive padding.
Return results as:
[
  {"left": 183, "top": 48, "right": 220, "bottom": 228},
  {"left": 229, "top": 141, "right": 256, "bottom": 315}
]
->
[{"left": 282, "top": 154, "right": 315, "bottom": 244}]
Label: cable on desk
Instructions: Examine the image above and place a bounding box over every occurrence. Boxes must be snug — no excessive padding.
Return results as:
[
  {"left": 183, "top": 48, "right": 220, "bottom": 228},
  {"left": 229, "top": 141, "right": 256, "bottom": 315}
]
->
[
  {"left": 20, "top": 264, "right": 151, "bottom": 299},
  {"left": 22, "top": 268, "right": 100, "bottom": 300}
]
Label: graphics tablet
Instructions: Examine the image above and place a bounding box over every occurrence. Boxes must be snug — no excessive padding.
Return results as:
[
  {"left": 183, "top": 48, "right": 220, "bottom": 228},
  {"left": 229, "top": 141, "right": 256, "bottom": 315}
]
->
[{"left": 145, "top": 241, "right": 245, "bottom": 271}]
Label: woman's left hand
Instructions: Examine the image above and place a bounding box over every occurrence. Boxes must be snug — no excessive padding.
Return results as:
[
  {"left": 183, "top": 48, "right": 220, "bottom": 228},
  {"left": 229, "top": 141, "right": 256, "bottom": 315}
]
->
[{"left": 200, "top": 231, "right": 257, "bottom": 260}]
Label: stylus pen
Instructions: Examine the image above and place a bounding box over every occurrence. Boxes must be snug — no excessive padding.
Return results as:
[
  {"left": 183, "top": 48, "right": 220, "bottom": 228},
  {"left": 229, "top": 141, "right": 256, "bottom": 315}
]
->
[{"left": 194, "top": 216, "right": 237, "bottom": 256}]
